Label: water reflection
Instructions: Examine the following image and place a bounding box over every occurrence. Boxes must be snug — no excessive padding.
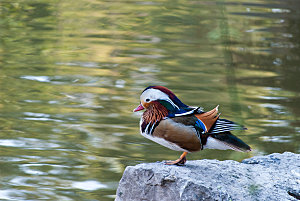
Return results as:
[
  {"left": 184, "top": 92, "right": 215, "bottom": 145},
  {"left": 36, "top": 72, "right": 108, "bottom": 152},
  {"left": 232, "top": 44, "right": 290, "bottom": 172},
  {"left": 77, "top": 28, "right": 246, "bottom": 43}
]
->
[{"left": 0, "top": 0, "right": 300, "bottom": 200}]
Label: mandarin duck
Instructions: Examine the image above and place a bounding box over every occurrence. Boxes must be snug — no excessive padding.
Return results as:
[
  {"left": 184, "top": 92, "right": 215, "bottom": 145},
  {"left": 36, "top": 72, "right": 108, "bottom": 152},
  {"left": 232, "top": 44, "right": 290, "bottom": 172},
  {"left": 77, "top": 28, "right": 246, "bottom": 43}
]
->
[{"left": 133, "top": 86, "right": 251, "bottom": 165}]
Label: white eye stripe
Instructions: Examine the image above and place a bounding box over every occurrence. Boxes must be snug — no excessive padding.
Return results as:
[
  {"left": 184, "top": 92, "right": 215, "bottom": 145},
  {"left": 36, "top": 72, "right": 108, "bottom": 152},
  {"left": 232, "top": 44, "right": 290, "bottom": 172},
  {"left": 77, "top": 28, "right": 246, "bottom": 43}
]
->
[
  {"left": 141, "top": 88, "right": 178, "bottom": 108},
  {"left": 141, "top": 89, "right": 169, "bottom": 101},
  {"left": 165, "top": 99, "right": 179, "bottom": 109}
]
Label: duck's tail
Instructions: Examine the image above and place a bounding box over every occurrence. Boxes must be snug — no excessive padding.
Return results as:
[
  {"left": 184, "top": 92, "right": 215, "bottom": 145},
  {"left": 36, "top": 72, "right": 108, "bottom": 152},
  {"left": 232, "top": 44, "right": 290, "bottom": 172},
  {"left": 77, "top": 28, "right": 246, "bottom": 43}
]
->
[{"left": 205, "top": 132, "right": 251, "bottom": 152}]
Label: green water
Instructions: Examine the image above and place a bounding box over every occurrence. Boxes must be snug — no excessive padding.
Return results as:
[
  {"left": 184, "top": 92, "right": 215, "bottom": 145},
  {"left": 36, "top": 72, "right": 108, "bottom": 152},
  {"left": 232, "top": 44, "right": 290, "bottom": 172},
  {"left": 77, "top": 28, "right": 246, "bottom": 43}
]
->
[{"left": 0, "top": 0, "right": 299, "bottom": 200}]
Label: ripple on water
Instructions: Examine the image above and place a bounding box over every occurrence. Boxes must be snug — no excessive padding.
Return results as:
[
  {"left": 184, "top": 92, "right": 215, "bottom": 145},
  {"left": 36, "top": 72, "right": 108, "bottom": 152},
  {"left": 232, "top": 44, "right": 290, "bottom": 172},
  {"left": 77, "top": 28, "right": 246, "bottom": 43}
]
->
[
  {"left": 71, "top": 180, "right": 107, "bottom": 191},
  {"left": 56, "top": 61, "right": 99, "bottom": 68},
  {"left": 260, "top": 136, "right": 292, "bottom": 143},
  {"left": 0, "top": 138, "right": 61, "bottom": 150},
  {"left": 258, "top": 96, "right": 287, "bottom": 100},
  {"left": 20, "top": 75, "right": 50, "bottom": 82},
  {"left": 21, "top": 75, "right": 100, "bottom": 86},
  {"left": 9, "top": 175, "right": 107, "bottom": 190},
  {"left": 261, "top": 119, "right": 289, "bottom": 127},
  {"left": 0, "top": 188, "right": 74, "bottom": 201},
  {"left": 23, "top": 112, "right": 64, "bottom": 122},
  {"left": 259, "top": 103, "right": 287, "bottom": 115}
]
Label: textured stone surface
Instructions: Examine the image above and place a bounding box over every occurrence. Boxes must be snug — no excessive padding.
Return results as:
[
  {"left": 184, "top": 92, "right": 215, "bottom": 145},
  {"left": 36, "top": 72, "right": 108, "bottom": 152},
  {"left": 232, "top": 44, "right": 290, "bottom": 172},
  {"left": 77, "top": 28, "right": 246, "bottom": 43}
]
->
[{"left": 115, "top": 152, "right": 300, "bottom": 201}]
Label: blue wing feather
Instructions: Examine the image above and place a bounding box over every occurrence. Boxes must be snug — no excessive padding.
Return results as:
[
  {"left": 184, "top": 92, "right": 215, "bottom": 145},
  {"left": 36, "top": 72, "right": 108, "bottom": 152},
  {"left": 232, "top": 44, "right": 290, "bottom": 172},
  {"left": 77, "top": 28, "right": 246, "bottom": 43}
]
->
[{"left": 195, "top": 119, "right": 207, "bottom": 133}]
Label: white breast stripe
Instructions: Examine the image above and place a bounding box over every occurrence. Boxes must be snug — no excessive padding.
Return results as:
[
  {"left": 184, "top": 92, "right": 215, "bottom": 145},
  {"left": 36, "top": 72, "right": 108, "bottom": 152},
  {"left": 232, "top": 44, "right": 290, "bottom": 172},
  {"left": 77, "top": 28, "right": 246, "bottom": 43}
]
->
[
  {"left": 149, "top": 121, "right": 156, "bottom": 134},
  {"left": 145, "top": 123, "right": 150, "bottom": 134}
]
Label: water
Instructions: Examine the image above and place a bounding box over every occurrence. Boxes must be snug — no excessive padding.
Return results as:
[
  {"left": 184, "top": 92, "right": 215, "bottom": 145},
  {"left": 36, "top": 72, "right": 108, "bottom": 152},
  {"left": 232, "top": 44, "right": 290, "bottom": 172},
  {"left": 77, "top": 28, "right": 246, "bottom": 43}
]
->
[{"left": 0, "top": 0, "right": 300, "bottom": 200}]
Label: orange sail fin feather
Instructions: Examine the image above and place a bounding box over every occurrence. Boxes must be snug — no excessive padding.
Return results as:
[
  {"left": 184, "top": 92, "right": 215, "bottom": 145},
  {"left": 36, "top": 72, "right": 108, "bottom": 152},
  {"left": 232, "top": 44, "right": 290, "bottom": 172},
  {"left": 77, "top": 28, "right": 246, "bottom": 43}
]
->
[{"left": 195, "top": 105, "right": 220, "bottom": 133}]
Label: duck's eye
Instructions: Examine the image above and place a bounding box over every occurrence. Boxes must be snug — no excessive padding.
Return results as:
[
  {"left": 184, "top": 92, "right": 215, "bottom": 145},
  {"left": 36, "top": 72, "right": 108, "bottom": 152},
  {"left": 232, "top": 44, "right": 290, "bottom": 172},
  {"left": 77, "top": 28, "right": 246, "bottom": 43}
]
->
[{"left": 145, "top": 98, "right": 150, "bottom": 102}]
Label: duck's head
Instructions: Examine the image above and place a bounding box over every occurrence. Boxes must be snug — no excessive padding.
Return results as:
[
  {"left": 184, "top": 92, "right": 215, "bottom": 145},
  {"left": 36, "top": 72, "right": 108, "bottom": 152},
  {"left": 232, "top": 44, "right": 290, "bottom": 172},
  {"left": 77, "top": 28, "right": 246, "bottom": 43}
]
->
[{"left": 133, "top": 86, "right": 188, "bottom": 112}]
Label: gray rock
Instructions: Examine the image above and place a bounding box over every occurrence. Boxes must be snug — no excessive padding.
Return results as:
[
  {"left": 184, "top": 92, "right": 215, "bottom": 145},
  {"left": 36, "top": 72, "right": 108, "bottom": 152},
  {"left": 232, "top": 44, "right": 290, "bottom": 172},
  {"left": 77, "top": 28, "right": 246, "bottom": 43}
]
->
[{"left": 115, "top": 152, "right": 300, "bottom": 201}]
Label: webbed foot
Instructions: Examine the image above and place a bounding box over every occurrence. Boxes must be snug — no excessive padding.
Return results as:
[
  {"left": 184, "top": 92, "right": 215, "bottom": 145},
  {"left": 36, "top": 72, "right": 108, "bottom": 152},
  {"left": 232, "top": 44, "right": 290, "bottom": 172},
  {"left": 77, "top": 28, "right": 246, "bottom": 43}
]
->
[{"left": 164, "top": 152, "right": 187, "bottom": 166}]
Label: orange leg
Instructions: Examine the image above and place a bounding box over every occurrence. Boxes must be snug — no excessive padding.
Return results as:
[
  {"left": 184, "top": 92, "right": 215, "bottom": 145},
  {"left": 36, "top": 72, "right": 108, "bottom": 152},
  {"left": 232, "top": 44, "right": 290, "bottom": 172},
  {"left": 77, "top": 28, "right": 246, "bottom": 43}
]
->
[{"left": 165, "top": 152, "right": 188, "bottom": 166}]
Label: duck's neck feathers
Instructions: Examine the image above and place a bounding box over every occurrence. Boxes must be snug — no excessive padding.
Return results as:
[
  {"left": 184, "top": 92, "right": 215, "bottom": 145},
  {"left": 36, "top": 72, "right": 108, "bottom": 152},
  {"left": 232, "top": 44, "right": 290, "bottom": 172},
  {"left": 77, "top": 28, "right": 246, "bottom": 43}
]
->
[{"left": 141, "top": 102, "right": 168, "bottom": 134}]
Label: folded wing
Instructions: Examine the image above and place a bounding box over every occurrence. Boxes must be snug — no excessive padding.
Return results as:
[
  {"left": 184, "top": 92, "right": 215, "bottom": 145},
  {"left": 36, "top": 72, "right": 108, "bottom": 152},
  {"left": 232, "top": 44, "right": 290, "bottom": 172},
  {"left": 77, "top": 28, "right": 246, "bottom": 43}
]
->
[{"left": 195, "top": 105, "right": 246, "bottom": 134}]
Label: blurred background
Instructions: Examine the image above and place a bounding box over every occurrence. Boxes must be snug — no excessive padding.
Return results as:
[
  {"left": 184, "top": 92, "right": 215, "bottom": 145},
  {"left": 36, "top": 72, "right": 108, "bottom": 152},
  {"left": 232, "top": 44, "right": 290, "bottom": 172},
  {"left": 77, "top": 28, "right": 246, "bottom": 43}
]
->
[{"left": 0, "top": 0, "right": 299, "bottom": 200}]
